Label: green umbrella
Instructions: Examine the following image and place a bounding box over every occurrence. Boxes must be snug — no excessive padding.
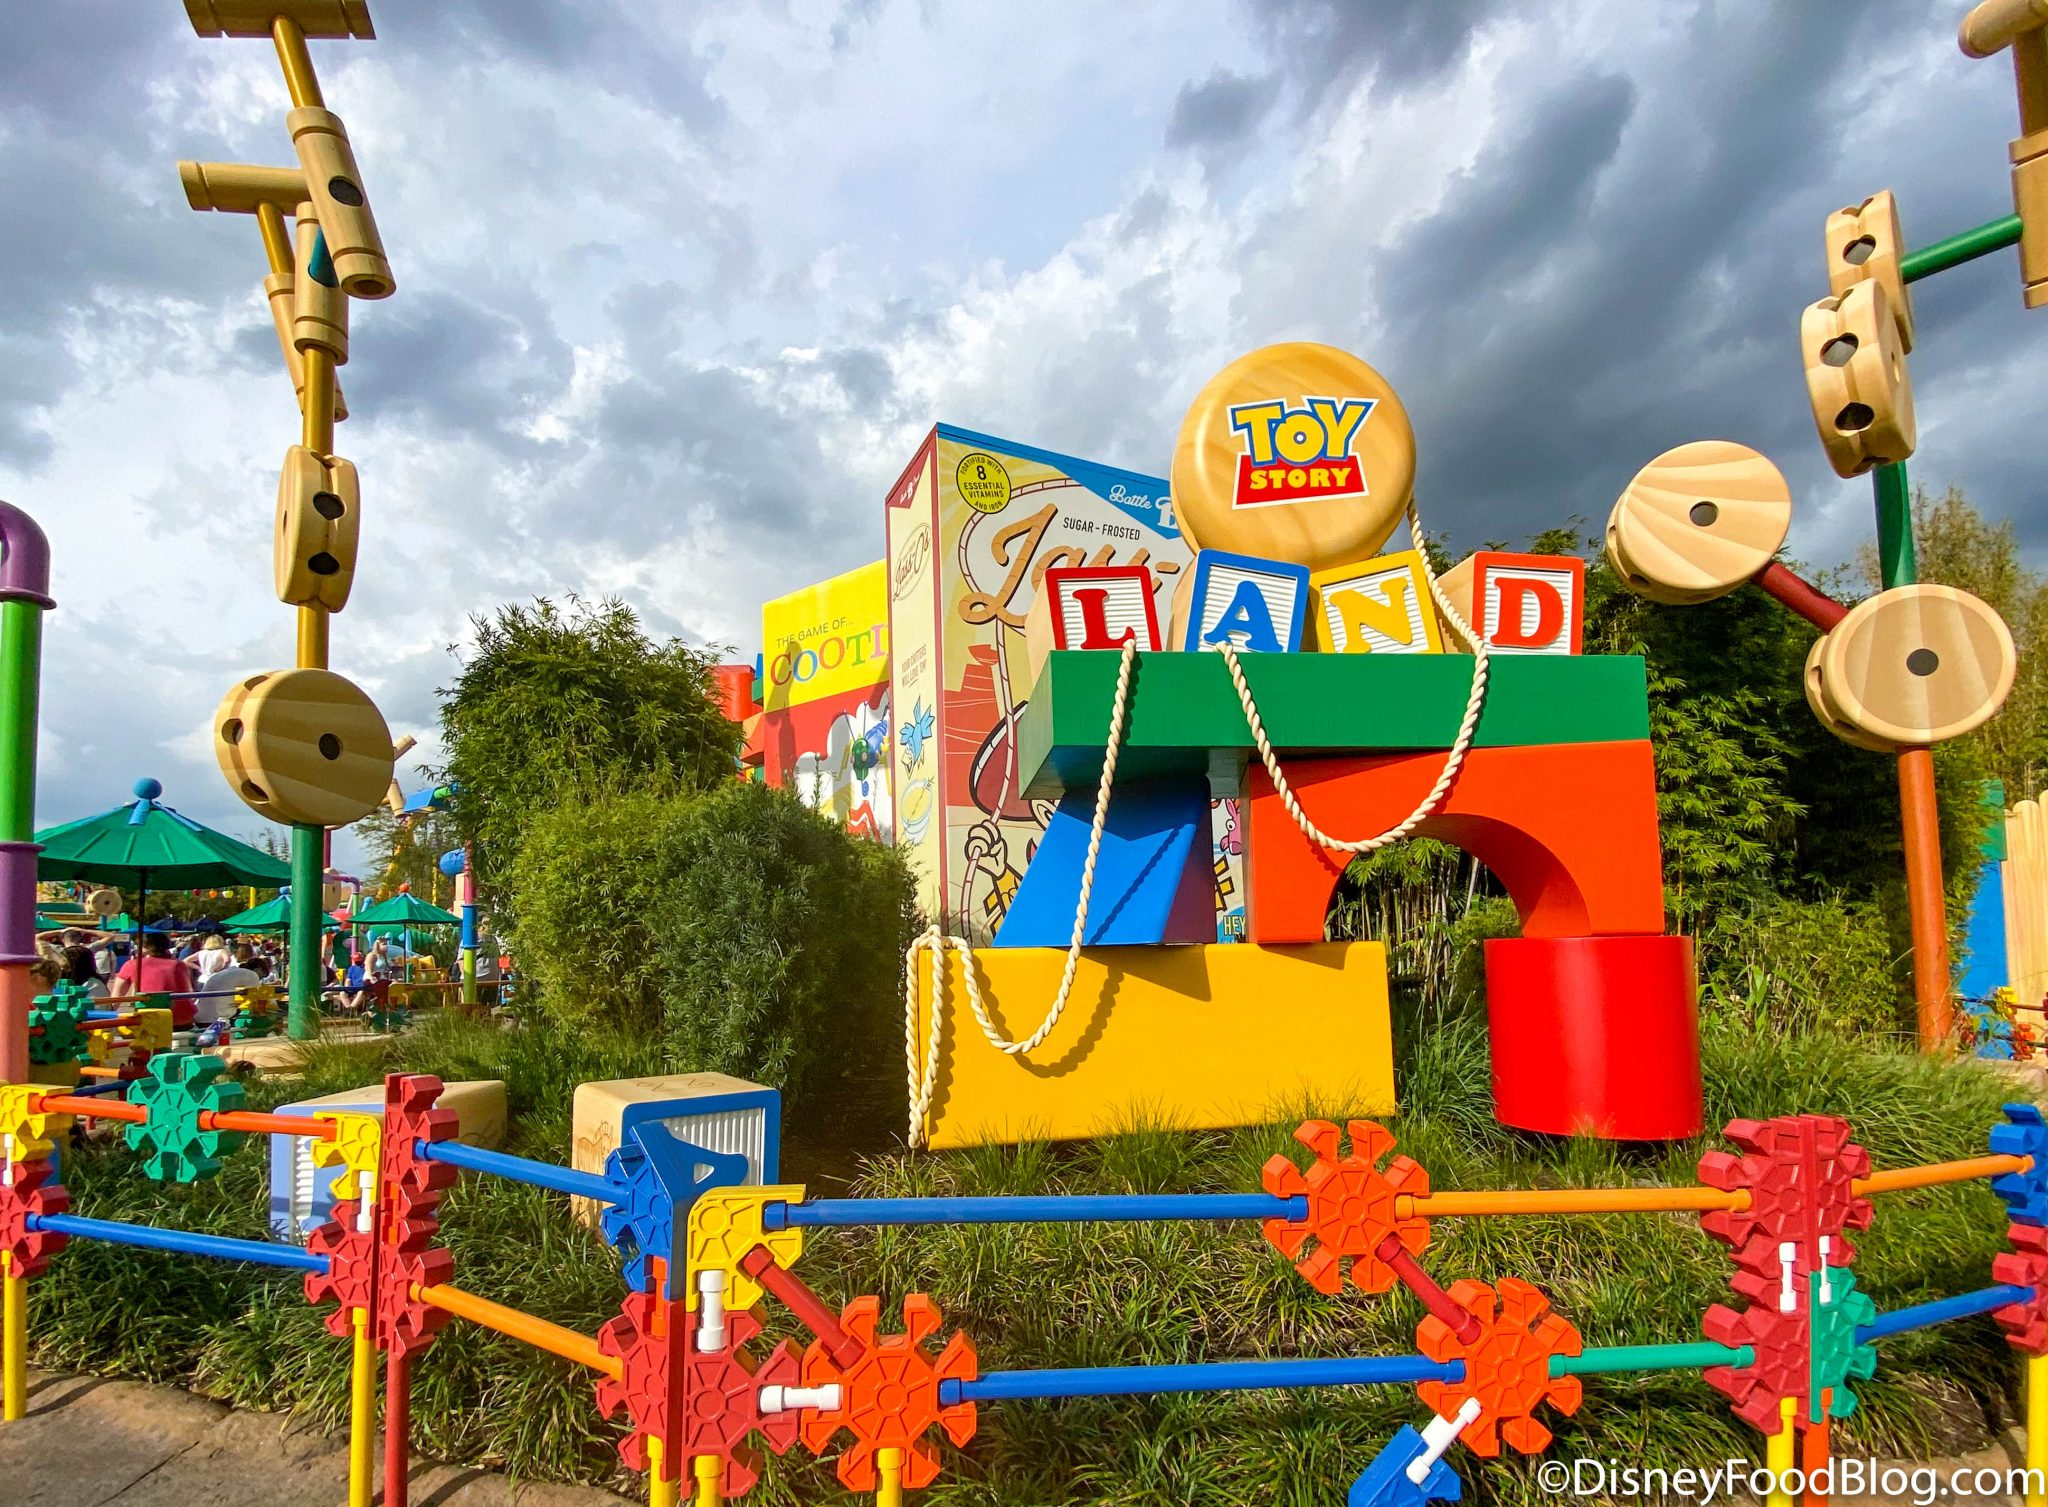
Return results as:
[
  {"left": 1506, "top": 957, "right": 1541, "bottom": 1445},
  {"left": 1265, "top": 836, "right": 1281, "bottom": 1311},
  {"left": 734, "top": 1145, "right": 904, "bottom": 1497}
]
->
[
  {"left": 37, "top": 777, "right": 291, "bottom": 935},
  {"left": 223, "top": 894, "right": 339, "bottom": 933},
  {"left": 350, "top": 892, "right": 461, "bottom": 928},
  {"left": 351, "top": 892, "right": 460, "bottom": 983}
]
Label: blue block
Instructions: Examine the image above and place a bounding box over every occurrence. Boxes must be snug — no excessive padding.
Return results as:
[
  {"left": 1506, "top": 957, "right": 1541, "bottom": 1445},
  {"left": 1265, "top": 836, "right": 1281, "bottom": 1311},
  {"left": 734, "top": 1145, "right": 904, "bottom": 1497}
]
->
[
  {"left": 995, "top": 777, "right": 1214, "bottom": 946},
  {"left": 1180, "top": 549, "right": 1311, "bottom": 653},
  {"left": 1350, "top": 1425, "right": 1463, "bottom": 1507},
  {"left": 1993, "top": 1103, "right": 2048, "bottom": 1225},
  {"left": 1959, "top": 860, "right": 2010, "bottom": 1005}
]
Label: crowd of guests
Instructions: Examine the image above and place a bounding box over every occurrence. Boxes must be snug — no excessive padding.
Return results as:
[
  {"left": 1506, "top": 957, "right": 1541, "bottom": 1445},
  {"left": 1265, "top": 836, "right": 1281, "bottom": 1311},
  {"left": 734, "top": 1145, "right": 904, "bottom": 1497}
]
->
[{"left": 32, "top": 926, "right": 282, "bottom": 1038}]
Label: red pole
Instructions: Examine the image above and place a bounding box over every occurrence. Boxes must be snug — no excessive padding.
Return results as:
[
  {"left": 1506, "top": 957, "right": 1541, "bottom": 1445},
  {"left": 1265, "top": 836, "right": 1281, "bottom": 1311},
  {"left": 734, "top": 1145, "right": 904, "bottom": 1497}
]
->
[
  {"left": 1899, "top": 748, "right": 1952, "bottom": 1049},
  {"left": 384, "top": 1348, "right": 409, "bottom": 1507}
]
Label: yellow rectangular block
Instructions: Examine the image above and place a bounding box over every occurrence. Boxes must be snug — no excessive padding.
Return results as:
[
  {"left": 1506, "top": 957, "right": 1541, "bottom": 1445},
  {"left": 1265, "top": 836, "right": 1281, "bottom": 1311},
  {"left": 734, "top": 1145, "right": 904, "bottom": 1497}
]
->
[{"left": 914, "top": 942, "right": 1393, "bottom": 1148}]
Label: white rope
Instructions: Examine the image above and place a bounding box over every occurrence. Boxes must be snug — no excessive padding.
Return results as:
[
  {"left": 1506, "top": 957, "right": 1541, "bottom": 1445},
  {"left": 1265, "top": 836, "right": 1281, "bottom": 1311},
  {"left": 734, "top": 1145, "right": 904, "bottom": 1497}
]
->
[
  {"left": 905, "top": 637, "right": 1139, "bottom": 1146},
  {"left": 1217, "top": 502, "right": 1490, "bottom": 853},
  {"left": 902, "top": 503, "right": 1493, "bottom": 1145}
]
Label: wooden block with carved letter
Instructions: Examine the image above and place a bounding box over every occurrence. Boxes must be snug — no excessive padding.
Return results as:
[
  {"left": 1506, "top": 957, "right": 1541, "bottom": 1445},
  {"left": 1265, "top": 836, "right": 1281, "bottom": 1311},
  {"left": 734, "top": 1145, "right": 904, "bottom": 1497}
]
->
[
  {"left": 1169, "top": 549, "right": 1310, "bottom": 654},
  {"left": 1464, "top": 552, "right": 1586, "bottom": 655},
  {"left": 1309, "top": 550, "right": 1444, "bottom": 655},
  {"left": 1024, "top": 564, "right": 1161, "bottom": 683}
]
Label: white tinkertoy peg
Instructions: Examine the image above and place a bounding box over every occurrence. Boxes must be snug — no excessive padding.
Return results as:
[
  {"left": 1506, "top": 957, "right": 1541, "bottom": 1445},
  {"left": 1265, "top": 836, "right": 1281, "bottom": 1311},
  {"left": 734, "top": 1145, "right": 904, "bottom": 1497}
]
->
[
  {"left": 759, "top": 1383, "right": 842, "bottom": 1415},
  {"left": 1405, "top": 1397, "right": 1483, "bottom": 1484},
  {"left": 696, "top": 1269, "right": 727, "bottom": 1352},
  {"left": 1779, "top": 1242, "right": 1799, "bottom": 1312},
  {"left": 1818, "top": 1235, "right": 1833, "bottom": 1302}
]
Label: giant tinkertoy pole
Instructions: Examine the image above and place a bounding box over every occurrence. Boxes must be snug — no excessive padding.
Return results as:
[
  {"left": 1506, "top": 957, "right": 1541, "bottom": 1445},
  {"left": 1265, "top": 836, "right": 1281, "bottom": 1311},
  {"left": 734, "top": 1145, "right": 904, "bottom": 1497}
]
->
[
  {"left": 181, "top": 2, "right": 401, "bottom": 1039},
  {"left": 1605, "top": 0, "right": 2047, "bottom": 1051},
  {"left": 0, "top": 504, "right": 52, "bottom": 1086}
]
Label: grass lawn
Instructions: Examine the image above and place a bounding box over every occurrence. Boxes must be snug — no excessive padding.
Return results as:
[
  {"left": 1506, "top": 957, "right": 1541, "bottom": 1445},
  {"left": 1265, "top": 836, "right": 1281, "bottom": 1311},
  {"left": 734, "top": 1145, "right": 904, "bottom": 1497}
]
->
[{"left": 24, "top": 1002, "right": 2036, "bottom": 1505}]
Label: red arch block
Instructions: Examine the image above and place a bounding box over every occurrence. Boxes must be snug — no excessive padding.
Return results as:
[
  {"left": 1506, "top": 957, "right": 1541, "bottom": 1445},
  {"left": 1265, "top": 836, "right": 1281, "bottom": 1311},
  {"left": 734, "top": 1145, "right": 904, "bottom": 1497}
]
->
[{"left": 1244, "top": 740, "right": 1666, "bottom": 942}]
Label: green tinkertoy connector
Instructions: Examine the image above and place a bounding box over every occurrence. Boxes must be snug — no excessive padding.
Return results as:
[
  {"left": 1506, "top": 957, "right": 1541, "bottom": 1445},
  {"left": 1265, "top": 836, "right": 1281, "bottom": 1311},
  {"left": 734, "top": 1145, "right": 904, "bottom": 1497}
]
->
[
  {"left": 27, "top": 981, "right": 95, "bottom": 1066},
  {"left": 1808, "top": 1265, "right": 1878, "bottom": 1423},
  {"left": 123, "top": 1052, "right": 247, "bottom": 1183}
]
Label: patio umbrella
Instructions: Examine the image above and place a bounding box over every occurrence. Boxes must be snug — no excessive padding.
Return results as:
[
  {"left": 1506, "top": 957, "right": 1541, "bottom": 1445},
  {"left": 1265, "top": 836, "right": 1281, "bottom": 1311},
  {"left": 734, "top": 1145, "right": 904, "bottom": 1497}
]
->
[
  {"left": 352, "top": 891, "right": 461, "bottom": 982},
  {"left": 37, "top": 778, "right": 291, "bottom": 937},
  {"left": 222, "top": 893, "right": 339, "bottom": 933}
]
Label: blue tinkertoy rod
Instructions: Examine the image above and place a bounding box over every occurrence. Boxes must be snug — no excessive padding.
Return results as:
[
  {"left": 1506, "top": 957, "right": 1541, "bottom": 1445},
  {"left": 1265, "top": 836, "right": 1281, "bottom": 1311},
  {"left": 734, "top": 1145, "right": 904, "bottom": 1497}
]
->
[
  {"left": 940, "top": 1354, "right": 1457, "bottom": 1404},
  {"left": 417, "top": 1139, "right": 616, "bottom": 1204},
  {"left": 29, "top": 1213, "right": 330, "bottom": 1273},
  {"left": 771, "top": 1192, "right": 1305, "bottom": 1230},
  {"left": 1858, "top": 1283, "right": 2035, "bottom": 1342}
]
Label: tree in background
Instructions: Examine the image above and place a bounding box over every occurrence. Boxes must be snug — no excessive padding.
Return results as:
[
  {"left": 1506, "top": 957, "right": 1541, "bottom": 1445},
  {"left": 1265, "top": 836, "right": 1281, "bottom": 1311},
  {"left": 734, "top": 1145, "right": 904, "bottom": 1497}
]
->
[
  {"left": 1863, "top": 486, "right": 2048, "bottom": 800},
  {"left": 436, "top": 597, "right": 741, "bottom": 891}
]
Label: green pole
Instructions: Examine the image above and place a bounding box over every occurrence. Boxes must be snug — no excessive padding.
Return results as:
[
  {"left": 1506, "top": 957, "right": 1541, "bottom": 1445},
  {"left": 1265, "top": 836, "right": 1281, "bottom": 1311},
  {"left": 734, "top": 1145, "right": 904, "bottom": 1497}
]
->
[
  {"left": 0, "top": 603, "right": 43, "bottom": 837},
  {"left": 1901, "top": 213, "right": 2024, "bottom": 283},
  {"left": 289, "top": 822, "right": 323, "bottom": 1038},
  {"left": 1873, "top": 461, "right": 1916, "bottom": 588},
  {"left": 1550, "top": 1342, "right": 1753, "bottom": 1377}
]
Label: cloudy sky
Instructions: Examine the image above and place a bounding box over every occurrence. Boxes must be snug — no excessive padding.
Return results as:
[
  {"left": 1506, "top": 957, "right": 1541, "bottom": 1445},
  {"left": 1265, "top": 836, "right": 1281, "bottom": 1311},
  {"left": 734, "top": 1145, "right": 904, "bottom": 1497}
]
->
[{"left": 5, "top": 0, "right": 2043, "bottom": 872}]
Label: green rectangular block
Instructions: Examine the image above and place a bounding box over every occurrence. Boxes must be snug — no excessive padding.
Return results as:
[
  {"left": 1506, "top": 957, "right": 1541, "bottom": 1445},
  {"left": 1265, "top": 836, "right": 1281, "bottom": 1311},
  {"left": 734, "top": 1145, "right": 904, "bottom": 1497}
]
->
[{"left": 1018, "top": 650, "right": 1651, "bottom": 796}]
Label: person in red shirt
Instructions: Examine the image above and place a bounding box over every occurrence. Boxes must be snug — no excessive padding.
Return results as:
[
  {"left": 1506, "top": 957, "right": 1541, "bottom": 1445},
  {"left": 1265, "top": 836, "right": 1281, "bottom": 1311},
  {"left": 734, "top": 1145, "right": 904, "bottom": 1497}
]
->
[{"left": 111, "top": 930, "right": 198, "bottom": 1026}]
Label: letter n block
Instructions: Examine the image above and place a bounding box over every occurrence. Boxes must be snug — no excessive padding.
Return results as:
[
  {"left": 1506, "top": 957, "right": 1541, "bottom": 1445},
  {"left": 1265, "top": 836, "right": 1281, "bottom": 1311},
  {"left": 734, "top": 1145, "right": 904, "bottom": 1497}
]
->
[
  {"left": 1309, "top": 550, "right": 1443, "bottom": 654},
  {"left": 1172, "top": 549, "right": 1310, "bottom": 654},
  {"left": 1468, "top": 552, "right": 1586, "bottom": 655}
]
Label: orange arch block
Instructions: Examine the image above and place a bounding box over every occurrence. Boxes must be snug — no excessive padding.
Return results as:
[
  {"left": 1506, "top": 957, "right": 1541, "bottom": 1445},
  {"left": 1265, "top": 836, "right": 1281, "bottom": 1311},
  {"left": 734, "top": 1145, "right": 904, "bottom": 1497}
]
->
[{"left": 1245, "top": 740, "right": 1666, "bottom": 942}]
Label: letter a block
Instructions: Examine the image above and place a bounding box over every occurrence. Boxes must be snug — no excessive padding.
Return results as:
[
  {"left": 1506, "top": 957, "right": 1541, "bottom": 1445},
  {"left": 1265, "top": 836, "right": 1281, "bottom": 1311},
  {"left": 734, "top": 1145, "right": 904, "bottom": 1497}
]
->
[
  {"left": 1025, "top": 565, "right": 1161, "bottom": 684},
  {"left": 1309, "top": 550, "right": 1444, "bottom": 655},
  {"left": 1171, "top": 549, "right": 1310, "bottom": 654},
  {"left": 1442, "top": 552, "right": 1586, "bottom": 655}
]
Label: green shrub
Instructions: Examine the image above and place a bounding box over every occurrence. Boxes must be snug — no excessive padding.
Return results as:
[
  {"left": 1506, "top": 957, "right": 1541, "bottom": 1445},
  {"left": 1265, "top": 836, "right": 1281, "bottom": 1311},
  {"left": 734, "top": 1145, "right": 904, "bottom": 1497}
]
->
[
  {"left": 506, "top": 781, "right": 917, "bottom": 1099},
  {"left": 1696, "top": 891, "right": 1907, "bottom": 1041}
]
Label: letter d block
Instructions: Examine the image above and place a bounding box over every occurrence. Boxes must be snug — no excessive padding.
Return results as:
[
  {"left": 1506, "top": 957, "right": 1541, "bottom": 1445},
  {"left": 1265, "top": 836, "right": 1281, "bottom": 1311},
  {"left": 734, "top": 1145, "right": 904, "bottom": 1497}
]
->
[
  {"left": 1470, "top": 552, "right": 1585, "bottom": 655},
  {"left": 1172, "top": 549, "right": 1310, "bottom": 654},
  {"left": 1309, "top": 550, "right": 1443, "bottom": 654}
]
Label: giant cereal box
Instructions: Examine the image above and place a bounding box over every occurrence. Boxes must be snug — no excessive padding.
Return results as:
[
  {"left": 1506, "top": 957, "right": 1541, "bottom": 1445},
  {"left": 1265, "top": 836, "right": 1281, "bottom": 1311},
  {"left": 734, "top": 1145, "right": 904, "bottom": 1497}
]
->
[
  {"left": 887, "top": 424, "right": 1244, "bottom": 941},
  {"left": 757, "top": 559, "right": 892, "bottom": 841}
]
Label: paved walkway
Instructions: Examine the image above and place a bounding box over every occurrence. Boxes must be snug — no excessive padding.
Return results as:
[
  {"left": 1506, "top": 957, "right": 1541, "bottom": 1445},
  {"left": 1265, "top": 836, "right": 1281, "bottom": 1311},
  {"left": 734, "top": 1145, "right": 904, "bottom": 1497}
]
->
[{"left": 5, "top": 1371, "right": 631, "bottom": 1507}]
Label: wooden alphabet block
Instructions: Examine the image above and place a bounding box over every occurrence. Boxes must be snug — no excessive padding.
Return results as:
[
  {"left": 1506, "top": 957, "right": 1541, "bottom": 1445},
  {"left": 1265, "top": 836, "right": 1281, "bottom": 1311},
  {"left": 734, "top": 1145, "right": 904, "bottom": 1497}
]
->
[
  {"left": 1170, "top": 549, "right": 1310, "bottom": 654},
  {"left": 1801, "top": 279, "right": 1915, "bottom": 477},
  {"left": 1825, "top": 190, "right": 1915, "bottom": 351},
  {"left": 1024, "top": 565, "right": 1160, "bottom": 684},
  {"left": 1308, "top": 550, "right": 1444, "bottom": 655},
  {"left": 1460, "top": 553, "right": 1586, "bottom": 655},
  {"left": 275, "top": 444, "right": 360, "bottom": 611}
]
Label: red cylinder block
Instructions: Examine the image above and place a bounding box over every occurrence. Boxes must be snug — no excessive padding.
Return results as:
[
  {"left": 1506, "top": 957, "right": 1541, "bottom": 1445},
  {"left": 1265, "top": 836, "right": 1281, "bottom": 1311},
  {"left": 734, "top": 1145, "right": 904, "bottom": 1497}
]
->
[{"left": 1485, "top": 934, "right": 1701, "bottom": 1139}]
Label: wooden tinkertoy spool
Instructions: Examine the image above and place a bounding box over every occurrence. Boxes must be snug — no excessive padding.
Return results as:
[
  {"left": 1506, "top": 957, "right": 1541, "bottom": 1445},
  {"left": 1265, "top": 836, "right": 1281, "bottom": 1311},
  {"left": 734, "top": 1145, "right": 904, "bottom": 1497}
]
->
[
  {"left": 1825, "top": 190, "right": 1916, "bottom": 351},
  {"left": 213, "top": 667, "right": 396, "bottom": 828},
  {"left": 1806, "top": 584, "right": 2018, "bottom": 751},
  {"left": 1800, "top": 279, "right": 1916, "bottom": 478},
  {"left": 275, "top": 444, "right": 359, "bottom": 611},
  {"left": 1605, "top": 441, "right": 1794, "bottom": 605},
  {"left": 1959, "top": 0, "right": 2048, "bottom": 309}
]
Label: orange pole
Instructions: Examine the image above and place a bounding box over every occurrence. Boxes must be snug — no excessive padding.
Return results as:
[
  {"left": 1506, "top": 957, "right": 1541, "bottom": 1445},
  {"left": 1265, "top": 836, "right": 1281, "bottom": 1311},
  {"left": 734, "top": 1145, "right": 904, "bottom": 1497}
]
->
[
  {"left": 1856, "top": 1154, "right": 2029, "bottom": 1195},
  {"left": 1802, "top": 1402, "right": 1830, "bottom": 1507},
  {"left": 201, "top": 1109, "right": 337, "bottom": 1138},
  {"left": 35, "top": 1095, "right": 146, "bottom": 1124},
  {"left": 411, "top": 1283, "right": 621, "bottom": 1379},
  {"left": 1403, "top": 1186, "right": 1750, "bottom": 1217},
  {"left": 1899, "top": 748, "right": 1953, "bottom": 1049},
  {"left": 0, "top": 965, "right": 31, "bottom": 1085}
]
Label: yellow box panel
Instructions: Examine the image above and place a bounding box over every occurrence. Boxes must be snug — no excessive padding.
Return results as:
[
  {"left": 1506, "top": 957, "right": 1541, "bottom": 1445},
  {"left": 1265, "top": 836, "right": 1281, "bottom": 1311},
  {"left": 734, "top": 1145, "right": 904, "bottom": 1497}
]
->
[{"left": 913, "top": 942, "right": 1393, "bottom": 1148}]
